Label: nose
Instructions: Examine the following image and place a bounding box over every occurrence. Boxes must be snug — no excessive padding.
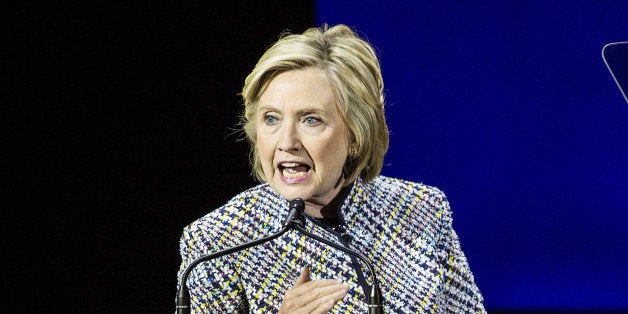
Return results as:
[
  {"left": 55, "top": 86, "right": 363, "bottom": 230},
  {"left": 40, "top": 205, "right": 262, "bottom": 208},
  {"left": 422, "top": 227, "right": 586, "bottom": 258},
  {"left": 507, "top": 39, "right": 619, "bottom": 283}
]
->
[{"left": 277, "top": 122, "right": 301, "bottom": 152}]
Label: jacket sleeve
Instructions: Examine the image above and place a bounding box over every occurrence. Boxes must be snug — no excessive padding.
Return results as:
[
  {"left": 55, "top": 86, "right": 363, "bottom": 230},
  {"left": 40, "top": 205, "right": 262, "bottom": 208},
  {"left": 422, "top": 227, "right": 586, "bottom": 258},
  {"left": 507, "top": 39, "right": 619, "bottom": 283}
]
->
[
  {"left": 177, "top": 217, "right": 249, "bottom": 313},
  {"left": 434, "top": 193, "right": 486, "bottom": 313}
]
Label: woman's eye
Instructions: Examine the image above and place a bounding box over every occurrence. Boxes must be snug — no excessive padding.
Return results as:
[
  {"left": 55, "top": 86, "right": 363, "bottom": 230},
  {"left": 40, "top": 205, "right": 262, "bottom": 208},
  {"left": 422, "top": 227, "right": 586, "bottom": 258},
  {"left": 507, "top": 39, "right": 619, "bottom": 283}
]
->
[
  {"left": 263, "top": 115, "right": 278, "bottom": 125},
  {"left": 303, "top": 116, "right": 321, "bottom": 126}
]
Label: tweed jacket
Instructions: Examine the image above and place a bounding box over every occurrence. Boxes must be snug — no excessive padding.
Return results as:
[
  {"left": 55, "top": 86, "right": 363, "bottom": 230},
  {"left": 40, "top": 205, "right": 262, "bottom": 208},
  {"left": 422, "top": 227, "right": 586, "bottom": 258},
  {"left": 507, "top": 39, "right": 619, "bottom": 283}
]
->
[{"left": 177, "top": 175, "right": 485, "bottom": 313}]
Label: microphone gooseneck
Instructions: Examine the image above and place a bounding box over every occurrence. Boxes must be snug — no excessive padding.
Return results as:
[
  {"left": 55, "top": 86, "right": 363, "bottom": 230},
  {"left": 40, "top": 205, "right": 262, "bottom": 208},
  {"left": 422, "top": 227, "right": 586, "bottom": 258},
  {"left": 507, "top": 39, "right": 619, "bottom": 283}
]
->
[
  {"left": 289, "top": 198, "right": 383, "bottom": 313},
  {"left": 176, "top": 198, "right": 384, "bottom": 313},
  {"left": 176, "top": 199, "right": 303, "bottom": 314}
]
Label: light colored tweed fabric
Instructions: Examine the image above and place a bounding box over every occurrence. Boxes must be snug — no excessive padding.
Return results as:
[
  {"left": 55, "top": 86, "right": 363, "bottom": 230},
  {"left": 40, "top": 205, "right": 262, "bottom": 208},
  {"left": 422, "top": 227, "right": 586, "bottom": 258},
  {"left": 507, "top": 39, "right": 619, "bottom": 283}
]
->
[{"left": 178, "top": 175, "right": 485, "bottom": 313}]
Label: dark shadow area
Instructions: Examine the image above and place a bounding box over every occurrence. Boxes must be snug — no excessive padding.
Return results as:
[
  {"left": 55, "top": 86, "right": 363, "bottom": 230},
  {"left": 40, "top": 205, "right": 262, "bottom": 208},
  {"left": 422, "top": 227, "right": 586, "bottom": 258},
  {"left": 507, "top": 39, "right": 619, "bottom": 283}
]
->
[{"left": 6, "top": 2, "right": 313, "bottom": 312}]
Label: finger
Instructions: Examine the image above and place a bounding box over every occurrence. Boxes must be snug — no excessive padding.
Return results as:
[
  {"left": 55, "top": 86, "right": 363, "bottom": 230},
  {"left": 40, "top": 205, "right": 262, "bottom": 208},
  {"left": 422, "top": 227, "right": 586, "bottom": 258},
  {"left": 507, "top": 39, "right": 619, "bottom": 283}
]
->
[
  {"left": 299, "top": 283, "right": 348, "bottom": 314},
  {"left": 289, "top": 279, "right": 348, "bottom": 306},
  {"left": 290, "top": 278, "right": 345, "bottom": 298},
  {"left": 309, "top": 280, "right": 348, "bottom": 300},
  {"left": 293, "top": 267, "right": 311, "bottom": 286}
]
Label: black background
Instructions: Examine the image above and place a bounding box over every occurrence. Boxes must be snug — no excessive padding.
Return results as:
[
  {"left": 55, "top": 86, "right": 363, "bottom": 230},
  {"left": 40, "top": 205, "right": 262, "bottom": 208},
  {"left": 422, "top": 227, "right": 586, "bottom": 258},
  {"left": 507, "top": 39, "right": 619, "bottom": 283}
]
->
[{"left": 6, "top": 2, "right": 313, "bottom": 312}]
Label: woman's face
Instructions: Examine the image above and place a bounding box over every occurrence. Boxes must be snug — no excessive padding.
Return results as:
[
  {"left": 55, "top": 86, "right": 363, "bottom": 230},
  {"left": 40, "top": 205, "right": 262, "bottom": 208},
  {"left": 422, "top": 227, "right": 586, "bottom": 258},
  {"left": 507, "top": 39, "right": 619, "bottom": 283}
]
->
[{"left": 256, "top": 68, "right": 349, "bottom": 210}]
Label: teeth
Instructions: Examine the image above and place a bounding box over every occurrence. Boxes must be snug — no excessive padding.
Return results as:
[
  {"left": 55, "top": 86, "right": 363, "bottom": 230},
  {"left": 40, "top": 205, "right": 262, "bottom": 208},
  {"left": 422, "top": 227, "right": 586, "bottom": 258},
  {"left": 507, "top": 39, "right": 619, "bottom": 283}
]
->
[
  {"left": 280, "top": 162, "right": 307, "bottom": 180},
  {"left": 283, "top": 169, "right": 306, "bottom": 179}
]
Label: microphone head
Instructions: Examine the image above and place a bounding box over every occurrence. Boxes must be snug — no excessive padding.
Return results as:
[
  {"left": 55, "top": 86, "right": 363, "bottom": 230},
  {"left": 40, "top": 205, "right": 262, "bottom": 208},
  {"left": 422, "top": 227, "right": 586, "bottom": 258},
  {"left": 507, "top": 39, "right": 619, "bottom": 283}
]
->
[
  {"left": 284, "top": 198, "right": 305, "bottom": 227},
  {"left": 289, "top": 198, "right": 305, "bottom": 212}
]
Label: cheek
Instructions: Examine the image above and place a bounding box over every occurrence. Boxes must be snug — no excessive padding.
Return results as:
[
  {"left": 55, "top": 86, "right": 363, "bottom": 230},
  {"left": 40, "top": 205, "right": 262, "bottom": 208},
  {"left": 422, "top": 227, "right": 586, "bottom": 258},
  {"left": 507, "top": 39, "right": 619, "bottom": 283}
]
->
[
  {"left": 256, "top": 136, "right": 272, "bottom": 160},
  {"left": 319, "top": 138, "right": 349, "bottom": 170}
]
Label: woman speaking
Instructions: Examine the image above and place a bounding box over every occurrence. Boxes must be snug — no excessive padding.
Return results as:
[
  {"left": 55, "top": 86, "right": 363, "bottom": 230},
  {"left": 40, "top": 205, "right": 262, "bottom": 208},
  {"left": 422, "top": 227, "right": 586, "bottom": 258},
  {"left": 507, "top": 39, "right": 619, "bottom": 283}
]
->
[{"left": 177, "top": 24, "right": 485, "bottom": 313}]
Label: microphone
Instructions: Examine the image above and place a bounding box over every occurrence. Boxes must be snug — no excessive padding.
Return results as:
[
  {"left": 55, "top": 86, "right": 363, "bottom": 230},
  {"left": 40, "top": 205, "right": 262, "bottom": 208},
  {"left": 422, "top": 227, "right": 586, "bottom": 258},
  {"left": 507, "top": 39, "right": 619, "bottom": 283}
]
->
[
  {"left": 289, "top": 198, "right": 384, "bottom": 313},
  {"left": 175, "top": 199, "right": 304, "bottom": 314},
  {"left": 176, "top": 198, "right": 384, "bottom": 313}
]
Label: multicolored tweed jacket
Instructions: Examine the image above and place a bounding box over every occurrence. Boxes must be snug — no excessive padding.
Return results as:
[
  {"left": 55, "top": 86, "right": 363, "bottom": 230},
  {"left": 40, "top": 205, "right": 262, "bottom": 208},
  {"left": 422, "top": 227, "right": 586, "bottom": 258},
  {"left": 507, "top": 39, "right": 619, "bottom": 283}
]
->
[{"left": 177, "top": 175, "right": 485, "bottom": 313}]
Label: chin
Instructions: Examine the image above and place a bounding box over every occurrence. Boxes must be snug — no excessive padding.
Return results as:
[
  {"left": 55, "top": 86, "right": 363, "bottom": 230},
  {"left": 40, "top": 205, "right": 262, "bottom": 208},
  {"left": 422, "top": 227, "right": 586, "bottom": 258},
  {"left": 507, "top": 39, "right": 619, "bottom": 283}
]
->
[
  {"left": 267, "top": 174, "right": 309, "bottom": 199},
  {"left": 274, "top": 186, "right": 309, "bottom": 202}
]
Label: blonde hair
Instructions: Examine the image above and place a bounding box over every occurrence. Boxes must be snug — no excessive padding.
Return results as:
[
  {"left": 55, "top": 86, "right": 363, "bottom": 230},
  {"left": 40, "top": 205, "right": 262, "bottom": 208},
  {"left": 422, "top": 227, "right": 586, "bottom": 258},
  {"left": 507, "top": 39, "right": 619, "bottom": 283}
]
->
[{"left": 241, "top": 24, "right": 389, "bottom": 184}]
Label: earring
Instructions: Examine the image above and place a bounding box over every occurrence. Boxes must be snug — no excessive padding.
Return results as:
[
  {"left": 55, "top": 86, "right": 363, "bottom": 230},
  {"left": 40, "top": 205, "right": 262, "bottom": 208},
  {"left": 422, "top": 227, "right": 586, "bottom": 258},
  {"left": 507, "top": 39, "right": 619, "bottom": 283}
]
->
[{"left": 349, "top": 145, "right": 358, "bottom": 157}]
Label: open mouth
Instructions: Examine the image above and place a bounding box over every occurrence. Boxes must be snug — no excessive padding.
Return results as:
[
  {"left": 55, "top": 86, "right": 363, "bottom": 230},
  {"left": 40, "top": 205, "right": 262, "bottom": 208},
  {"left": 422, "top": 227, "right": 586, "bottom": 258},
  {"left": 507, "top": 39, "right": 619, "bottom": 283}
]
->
[{"left": 279, "top": 162, "right": 311, "bottom": 180}]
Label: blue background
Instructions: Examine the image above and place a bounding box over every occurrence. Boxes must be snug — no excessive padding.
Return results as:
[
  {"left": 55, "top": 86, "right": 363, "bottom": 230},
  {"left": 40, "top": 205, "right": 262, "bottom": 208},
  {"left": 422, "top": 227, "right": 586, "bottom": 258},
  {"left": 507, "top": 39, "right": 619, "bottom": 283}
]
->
[{"left": 318, "top": 1, "right": 628, "bottom": 311}]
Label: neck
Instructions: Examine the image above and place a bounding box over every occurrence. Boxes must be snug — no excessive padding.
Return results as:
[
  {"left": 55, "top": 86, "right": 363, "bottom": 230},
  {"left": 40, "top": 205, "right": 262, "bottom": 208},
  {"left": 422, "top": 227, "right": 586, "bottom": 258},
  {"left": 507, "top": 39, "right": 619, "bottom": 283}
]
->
[{"left": 304, "top": 184, "right": 349, "bottom": 218}]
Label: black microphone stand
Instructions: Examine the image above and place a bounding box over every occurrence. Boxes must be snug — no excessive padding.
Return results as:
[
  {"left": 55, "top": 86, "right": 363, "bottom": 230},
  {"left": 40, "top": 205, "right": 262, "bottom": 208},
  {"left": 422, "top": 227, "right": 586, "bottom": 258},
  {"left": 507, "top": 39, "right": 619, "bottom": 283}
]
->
[{"left": 176, "top": 199, "right": 384, "bottom": 314}]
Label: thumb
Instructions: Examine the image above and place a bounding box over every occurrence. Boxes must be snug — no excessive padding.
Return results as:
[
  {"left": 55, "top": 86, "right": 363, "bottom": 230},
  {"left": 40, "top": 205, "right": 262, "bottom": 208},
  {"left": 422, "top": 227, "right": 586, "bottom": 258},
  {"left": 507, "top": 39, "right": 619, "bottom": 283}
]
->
[{"left": 294, "top": 267, "right": 311, "bottom": 286}]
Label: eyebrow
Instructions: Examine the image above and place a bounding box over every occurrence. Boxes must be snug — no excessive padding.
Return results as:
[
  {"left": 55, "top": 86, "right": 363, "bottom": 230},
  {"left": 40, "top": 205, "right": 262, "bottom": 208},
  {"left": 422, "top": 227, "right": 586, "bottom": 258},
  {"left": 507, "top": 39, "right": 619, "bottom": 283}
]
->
[{"left": 257, "top": 105, "right": 329, "bottom": 116}]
